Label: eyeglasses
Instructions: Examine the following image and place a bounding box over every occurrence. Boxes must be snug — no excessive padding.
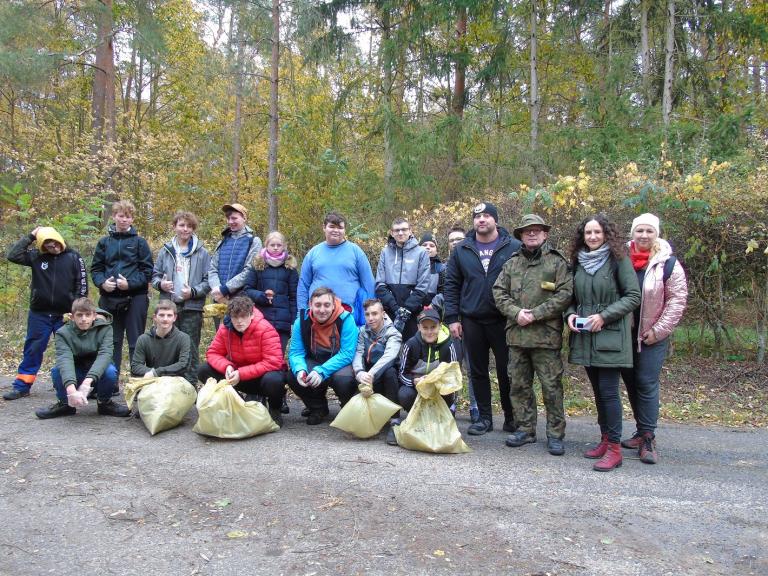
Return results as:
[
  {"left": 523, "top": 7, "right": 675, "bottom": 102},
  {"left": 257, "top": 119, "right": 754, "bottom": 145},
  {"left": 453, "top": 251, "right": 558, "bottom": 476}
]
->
[
  {"left": 523, "top": 228, "right": 545, "bottom": 235},
  {"left": 392, "top": 227, "right": 410, "bottom": 234}
]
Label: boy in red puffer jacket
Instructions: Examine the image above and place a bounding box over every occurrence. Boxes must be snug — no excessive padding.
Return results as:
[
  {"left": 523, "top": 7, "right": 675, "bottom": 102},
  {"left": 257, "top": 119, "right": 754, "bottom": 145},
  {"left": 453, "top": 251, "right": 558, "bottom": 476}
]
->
[{"left": 197, "top": 295, "right": 285, "bottom": 425}]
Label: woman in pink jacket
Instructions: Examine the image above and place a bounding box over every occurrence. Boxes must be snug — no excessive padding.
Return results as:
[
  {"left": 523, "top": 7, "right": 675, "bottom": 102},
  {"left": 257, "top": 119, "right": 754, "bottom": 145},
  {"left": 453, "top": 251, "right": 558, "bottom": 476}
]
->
[{"left": 621, "top": 214, "right": 687, "bottom": 464}]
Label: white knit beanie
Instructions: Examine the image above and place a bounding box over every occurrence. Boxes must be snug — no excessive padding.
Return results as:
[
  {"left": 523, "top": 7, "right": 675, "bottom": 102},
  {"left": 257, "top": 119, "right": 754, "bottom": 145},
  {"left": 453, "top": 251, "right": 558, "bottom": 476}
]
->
[{"left": 631, "top": 213, "right": 660, "bottom": 236}]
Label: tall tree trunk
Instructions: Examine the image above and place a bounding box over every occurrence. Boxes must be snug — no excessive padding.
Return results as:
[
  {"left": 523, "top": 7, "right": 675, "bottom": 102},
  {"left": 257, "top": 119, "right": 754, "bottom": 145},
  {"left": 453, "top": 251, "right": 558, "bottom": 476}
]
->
[
  {"left": 449, "top": 6, "right": 467, "bottom": 167},
  {"left": 92, "top": 0, "right": 115, "bottom": 148},
  {"left": 231, "top": 6, "right": 244, "bottom": 203},
  {"left": 640, "top": 0, "right": 651, "bottom": 107},
  {"left": 266, "top": 0, "right": 280, "bottom": 231},
  {"left": 529, "top": 0, "right": 540, "bottom": 185},
  {"left": 752, "top": 55, "right": 762, "bottom": 100},
  {"left": 662, "top": 0, "right": 675, "bottom": 129},
  {"left": 381, "top": 8, "right": 394, "bottom": 202}
]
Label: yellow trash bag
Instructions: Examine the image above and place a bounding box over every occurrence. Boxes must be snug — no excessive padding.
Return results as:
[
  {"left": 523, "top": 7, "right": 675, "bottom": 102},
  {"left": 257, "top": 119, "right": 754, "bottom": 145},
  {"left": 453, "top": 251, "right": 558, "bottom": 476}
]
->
[
  {"left": 203, "top": 303, "right": 228, "bottom": 318},
  {"left": 330, "top": 383, "right": 401, "bottom": 438},
  {"left": 124, "top": 376, "right": 197, "bottom": 435},
  {"left": 394, "top": 362, "right": 471, "bottom": 453},
  {"left": 192, "top": 378, "right": 279, "bottom": 439}
]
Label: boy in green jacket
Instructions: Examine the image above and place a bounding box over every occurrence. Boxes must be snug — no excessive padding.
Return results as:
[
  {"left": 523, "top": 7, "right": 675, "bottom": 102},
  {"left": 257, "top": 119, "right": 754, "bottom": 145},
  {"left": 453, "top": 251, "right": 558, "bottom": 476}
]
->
[
  {"left": 35, "top": 298, "right": 131, "bottom": 419},
  {"left": 131, "top": 300, "right": 191, "bottom": 382}
]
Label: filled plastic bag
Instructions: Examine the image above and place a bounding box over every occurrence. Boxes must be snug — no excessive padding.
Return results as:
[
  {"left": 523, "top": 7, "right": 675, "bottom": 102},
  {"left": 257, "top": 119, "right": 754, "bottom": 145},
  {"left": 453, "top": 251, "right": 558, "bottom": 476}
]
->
[
  {"left": 125, "top": 376, "right": 197, "bottom": 435},
  {"left": 394, "top": 362, "right": 471, "bottom": 453},
  {"left": 192, "top": 378, "right": 279, "bottom": 439},
  {"left": 330, "top": 384, "right": 401, "bottom": 438},
  {"left": 203, "top": 303, "right": 228, "bottom": 318}
]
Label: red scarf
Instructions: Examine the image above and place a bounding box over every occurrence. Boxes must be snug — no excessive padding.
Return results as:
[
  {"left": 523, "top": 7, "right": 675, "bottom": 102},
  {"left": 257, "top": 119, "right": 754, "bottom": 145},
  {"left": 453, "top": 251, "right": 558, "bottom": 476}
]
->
[{"left": 630, "top": 241, "right": 650, "bottom": 271}]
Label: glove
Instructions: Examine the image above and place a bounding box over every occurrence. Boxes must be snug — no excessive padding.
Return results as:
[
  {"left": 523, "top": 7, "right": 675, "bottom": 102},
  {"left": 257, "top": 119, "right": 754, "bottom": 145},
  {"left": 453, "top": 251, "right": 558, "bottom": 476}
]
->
[{"left": 393, "top": 307, "right": 411, "bottom": 333}]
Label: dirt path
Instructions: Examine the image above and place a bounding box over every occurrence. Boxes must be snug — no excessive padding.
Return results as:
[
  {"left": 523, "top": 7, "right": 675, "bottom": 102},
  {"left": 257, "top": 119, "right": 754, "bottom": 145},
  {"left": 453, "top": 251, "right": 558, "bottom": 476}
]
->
[{"left": 1, "top": 378, "right": 765, "bottom": 576}]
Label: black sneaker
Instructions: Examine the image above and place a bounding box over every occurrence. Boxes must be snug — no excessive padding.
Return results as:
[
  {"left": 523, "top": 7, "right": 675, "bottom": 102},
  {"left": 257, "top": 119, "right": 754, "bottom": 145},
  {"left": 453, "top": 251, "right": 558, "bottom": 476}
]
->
[
  {"left": 269, "top": 409, "right": 283, "bottom": 428},
  {"left": 281, "top": 397, "right": 290, "bottom": 414},
  {"left": 502, "top": 414, "right": 517, "bottom": 433},
  {"left": 505, "top": 431, "right": 536, "bottom": 447},
  {"left": 386, "top": 425, "right": 398, "bottom": 446},
  {"left": 36, "top": 400, "right": 76, "bottom": 419},
  {"left": 467, "top": 418, "right": 493, "bottom": 436},
  {"left": 547, "top": 437, "right": 565, "bottom": 456},
  {"left": 306, "top": 409, "right": 328, "bottom": 425},
  {"left": 3, "top": 388, "right": 30, "bottom": 401},
  {"left": 97, "top": 399, "right": 131, "bottom": 417},
  {"left": 301, "top": 407, "right": 311, "bottom": 418}
]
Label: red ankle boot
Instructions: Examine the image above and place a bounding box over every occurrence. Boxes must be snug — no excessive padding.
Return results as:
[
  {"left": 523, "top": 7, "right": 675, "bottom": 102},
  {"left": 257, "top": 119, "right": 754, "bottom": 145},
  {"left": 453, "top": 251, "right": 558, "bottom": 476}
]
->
[
  {"left": 584, "top": 433, "right": 609, "bottom": 459},
  {"left": 593, "top": 442, "right": 623, "bottom": 471}
]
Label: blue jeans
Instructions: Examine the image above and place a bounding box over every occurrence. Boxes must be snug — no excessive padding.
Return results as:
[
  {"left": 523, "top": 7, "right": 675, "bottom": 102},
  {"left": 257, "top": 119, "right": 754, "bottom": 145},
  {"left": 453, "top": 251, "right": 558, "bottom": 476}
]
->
[
  {"left": 621, "top": 338, "right": 669, "bottom": 436},
  {"left": 51, "top": 363, "right": 118, "bottom": 403},
  {"left": 13, "top": 311, "right": 64, "bottom": 391}
]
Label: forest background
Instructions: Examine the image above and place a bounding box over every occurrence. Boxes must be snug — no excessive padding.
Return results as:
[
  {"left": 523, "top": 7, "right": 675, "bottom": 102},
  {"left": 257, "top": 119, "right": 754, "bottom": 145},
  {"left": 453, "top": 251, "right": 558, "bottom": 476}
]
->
[{"left": 0, "top": 0, "right": 766, "bottom": 422}]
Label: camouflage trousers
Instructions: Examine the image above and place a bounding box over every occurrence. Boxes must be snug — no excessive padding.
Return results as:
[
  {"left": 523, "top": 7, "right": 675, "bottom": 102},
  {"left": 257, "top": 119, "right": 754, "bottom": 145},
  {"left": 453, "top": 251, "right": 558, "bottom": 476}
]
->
[{"left": 507, "top": 346, "right": 565, "bottom": 439}]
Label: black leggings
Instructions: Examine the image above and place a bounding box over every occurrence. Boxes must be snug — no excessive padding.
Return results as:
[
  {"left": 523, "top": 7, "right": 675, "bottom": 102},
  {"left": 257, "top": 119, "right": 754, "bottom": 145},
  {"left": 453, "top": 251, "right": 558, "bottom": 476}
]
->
[
  {"left": 584, "top": 366, "right": 622, "bottom": 443},
  {"left": 197, "top": 362, "right": 286, "bottom": 411}
]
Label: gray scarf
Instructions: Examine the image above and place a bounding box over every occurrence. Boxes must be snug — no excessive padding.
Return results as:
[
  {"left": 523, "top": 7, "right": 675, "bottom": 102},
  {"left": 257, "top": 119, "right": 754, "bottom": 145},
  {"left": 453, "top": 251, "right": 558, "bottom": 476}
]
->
[{"left": 578, "top": 243, "right": 611, "bottom": 276}]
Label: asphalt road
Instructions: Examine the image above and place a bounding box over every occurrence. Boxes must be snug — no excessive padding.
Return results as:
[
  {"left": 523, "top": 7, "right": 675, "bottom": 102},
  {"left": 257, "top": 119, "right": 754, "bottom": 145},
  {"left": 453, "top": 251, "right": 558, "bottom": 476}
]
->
[{"left": 0, "top": 378, "right": 765, "bottom": 576}]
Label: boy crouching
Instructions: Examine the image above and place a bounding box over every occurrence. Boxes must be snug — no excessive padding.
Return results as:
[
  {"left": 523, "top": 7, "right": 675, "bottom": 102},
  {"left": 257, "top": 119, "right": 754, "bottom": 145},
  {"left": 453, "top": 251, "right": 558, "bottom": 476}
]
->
[{"left": 35, "top": 298, "right": 131, "bottom": 419}]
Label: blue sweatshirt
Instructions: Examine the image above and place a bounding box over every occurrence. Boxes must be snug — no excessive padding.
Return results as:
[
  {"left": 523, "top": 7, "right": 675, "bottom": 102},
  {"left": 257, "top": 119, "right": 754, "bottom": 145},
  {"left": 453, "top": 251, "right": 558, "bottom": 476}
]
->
[{"left": 297, "top": 241, "right": 375, "bottom": 311}]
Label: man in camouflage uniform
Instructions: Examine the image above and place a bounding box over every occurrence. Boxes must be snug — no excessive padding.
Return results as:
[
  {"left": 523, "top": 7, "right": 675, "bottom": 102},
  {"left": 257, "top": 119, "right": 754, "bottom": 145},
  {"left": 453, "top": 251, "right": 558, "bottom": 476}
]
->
[{"left": 492, "top": 214, "right": 573, "bottom": 456}]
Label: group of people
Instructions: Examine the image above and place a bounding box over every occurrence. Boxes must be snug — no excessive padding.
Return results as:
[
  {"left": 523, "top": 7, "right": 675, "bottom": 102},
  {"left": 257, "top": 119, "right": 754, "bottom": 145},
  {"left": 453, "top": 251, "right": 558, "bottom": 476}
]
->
[{"left": 4, "top": 199, "right": 687, "bottom": 471}]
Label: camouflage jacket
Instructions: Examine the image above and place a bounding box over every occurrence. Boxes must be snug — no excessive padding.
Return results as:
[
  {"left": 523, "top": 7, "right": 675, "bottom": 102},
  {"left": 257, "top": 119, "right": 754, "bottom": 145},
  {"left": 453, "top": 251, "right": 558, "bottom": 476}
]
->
[{"left": 492, "top": 243, "right": 573, "bottom": 349}]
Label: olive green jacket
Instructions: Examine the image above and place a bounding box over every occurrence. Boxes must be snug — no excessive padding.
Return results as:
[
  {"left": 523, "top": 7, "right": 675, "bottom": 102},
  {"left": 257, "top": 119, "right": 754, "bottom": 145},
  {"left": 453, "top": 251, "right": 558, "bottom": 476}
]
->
[
  {"left": 54, "top": 309, "right": 114, "bottom": 387},
  {"left": 493, "top": 244, "right": 573, "bottom": 349},
  {"left": 566, "top": 256, "right": 640, "bottom": 368}
]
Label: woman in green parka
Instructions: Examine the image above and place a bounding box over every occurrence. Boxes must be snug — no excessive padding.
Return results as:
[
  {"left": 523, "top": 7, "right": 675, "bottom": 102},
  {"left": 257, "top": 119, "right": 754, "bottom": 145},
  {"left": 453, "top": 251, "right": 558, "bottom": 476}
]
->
[{"left": 566, "top": 214, "right": 640, "bottom": 472}]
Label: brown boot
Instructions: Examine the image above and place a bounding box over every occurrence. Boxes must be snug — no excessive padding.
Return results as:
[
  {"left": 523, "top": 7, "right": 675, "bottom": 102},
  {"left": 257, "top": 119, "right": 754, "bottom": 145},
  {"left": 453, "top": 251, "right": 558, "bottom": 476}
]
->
[
  {"left": 584, "top": 433, "right": 609, "bottom": 459},
  {"left": 593, "top": 442, "right": 623, "bottom": 472}
]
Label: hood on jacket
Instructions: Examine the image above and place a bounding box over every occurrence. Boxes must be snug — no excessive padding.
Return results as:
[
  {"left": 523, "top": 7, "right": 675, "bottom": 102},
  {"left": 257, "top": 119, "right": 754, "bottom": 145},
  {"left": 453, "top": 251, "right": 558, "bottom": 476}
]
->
[
  {"left": 417, "top": 323, "right": 450, "bottom": 346},
  {"left": 220, "top": 224, "right": 254, "bottom": 238},
  {"left": 386, "top": 235, "right": 420, "bottom": 251},
  {"left": 223, "top": 306, "right": 267, "bottom": 331},
  {"left": 35, "top": 227, "right": 67, "bottom": 252},
  {"left": 252, "top": 253, "right": 298, "bottom": 271},
  {"left": 164, "top": 234, "right": 202, "bottom": 256},
  {"left": 365, "top": 315, "right": 398, "bottom": 339},
  {"left": 309, "top": 296, "right": 345, "bottom": 326},
  {"left": 108, "top": 224, "right": 138, "bottom": 237},
  {"left": 147, "top": 325, "right": 179, "bottom": 339},
  {"left": 68, "top": 307, "right": 113, "bottom": 334}
]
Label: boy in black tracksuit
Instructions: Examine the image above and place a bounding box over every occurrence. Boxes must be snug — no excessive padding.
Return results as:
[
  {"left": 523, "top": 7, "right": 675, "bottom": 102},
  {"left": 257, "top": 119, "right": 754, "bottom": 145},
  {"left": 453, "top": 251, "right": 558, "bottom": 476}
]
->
[
  {"left": 4, "top": 227, "right": 87, "bottom": 400},
  {"left": 90, "top": 200, "right": 154, "bottom": 379},
  {"left": 397, "top": 308, "right": 461, "bottom": 412}
]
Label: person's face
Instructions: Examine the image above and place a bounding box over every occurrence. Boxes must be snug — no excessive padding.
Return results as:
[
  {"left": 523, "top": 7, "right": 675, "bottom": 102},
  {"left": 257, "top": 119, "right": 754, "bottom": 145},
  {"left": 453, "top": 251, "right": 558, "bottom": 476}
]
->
[
  {"left": 226, "top": 211, "right": 246, "bottom": 232},
  {"left": 583, "top": 220, "right": 605, "bottom": 251},
  {"left": 154, "top": 308, "right": 177, "bottom": 331},
  {"left": 448, "top": 232, "right": 465, "bottom": 252},
  {"left": 390, "top": 222, "right": 411, "bottom": 246},
  {"left": 266, "top": 237, "right": 285, "bottom": 255},
  {"left": 230, "top": 312, "right": 253, "bottom": 333},
  {"left": 520, "top": 226, "right": 548, "bottom": 250},
  {"left": 632, "top": 224, "right": 658, "bottom": 252},
  {"left": 113, "top": 211, "right": 134, "bottom": 233},
  {"left": 473, "top": 213, "right": 497, "bottom": 235},
  {"left": 421, "top": 240, "right": 438, "bottom": 258},
  {"left": 323, "top": 222, "right": 346, "bottom": 245},
  {"left": 73, "top": 310, "right": 96, "bottom": 331},
  {"left": 418, "top": 319, "right": 440, "bottom": 344},
  {"left": 311, "top": 294, "right": 335, "bottom": 323},
  {"left": 42, "top": 240, "right": 63, "bottom": 255},
  {"left": 364, "top": 303, "right": 385, "bottom": 332},
  {"left": 173, "top": 219, "right": 194, "bottom": 243}
]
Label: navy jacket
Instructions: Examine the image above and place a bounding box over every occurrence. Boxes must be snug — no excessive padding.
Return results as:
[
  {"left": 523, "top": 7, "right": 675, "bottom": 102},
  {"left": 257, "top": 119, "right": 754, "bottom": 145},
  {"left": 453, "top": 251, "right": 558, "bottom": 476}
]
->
[
  {"left": 244, "top": 255, "right": 299, "bottom": 334},
  {"left": 91, "top": 225, "right": 153, "bottom": 298},
  {"left": 443, "top": 227, "right": 521, "bottom": 324}
]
